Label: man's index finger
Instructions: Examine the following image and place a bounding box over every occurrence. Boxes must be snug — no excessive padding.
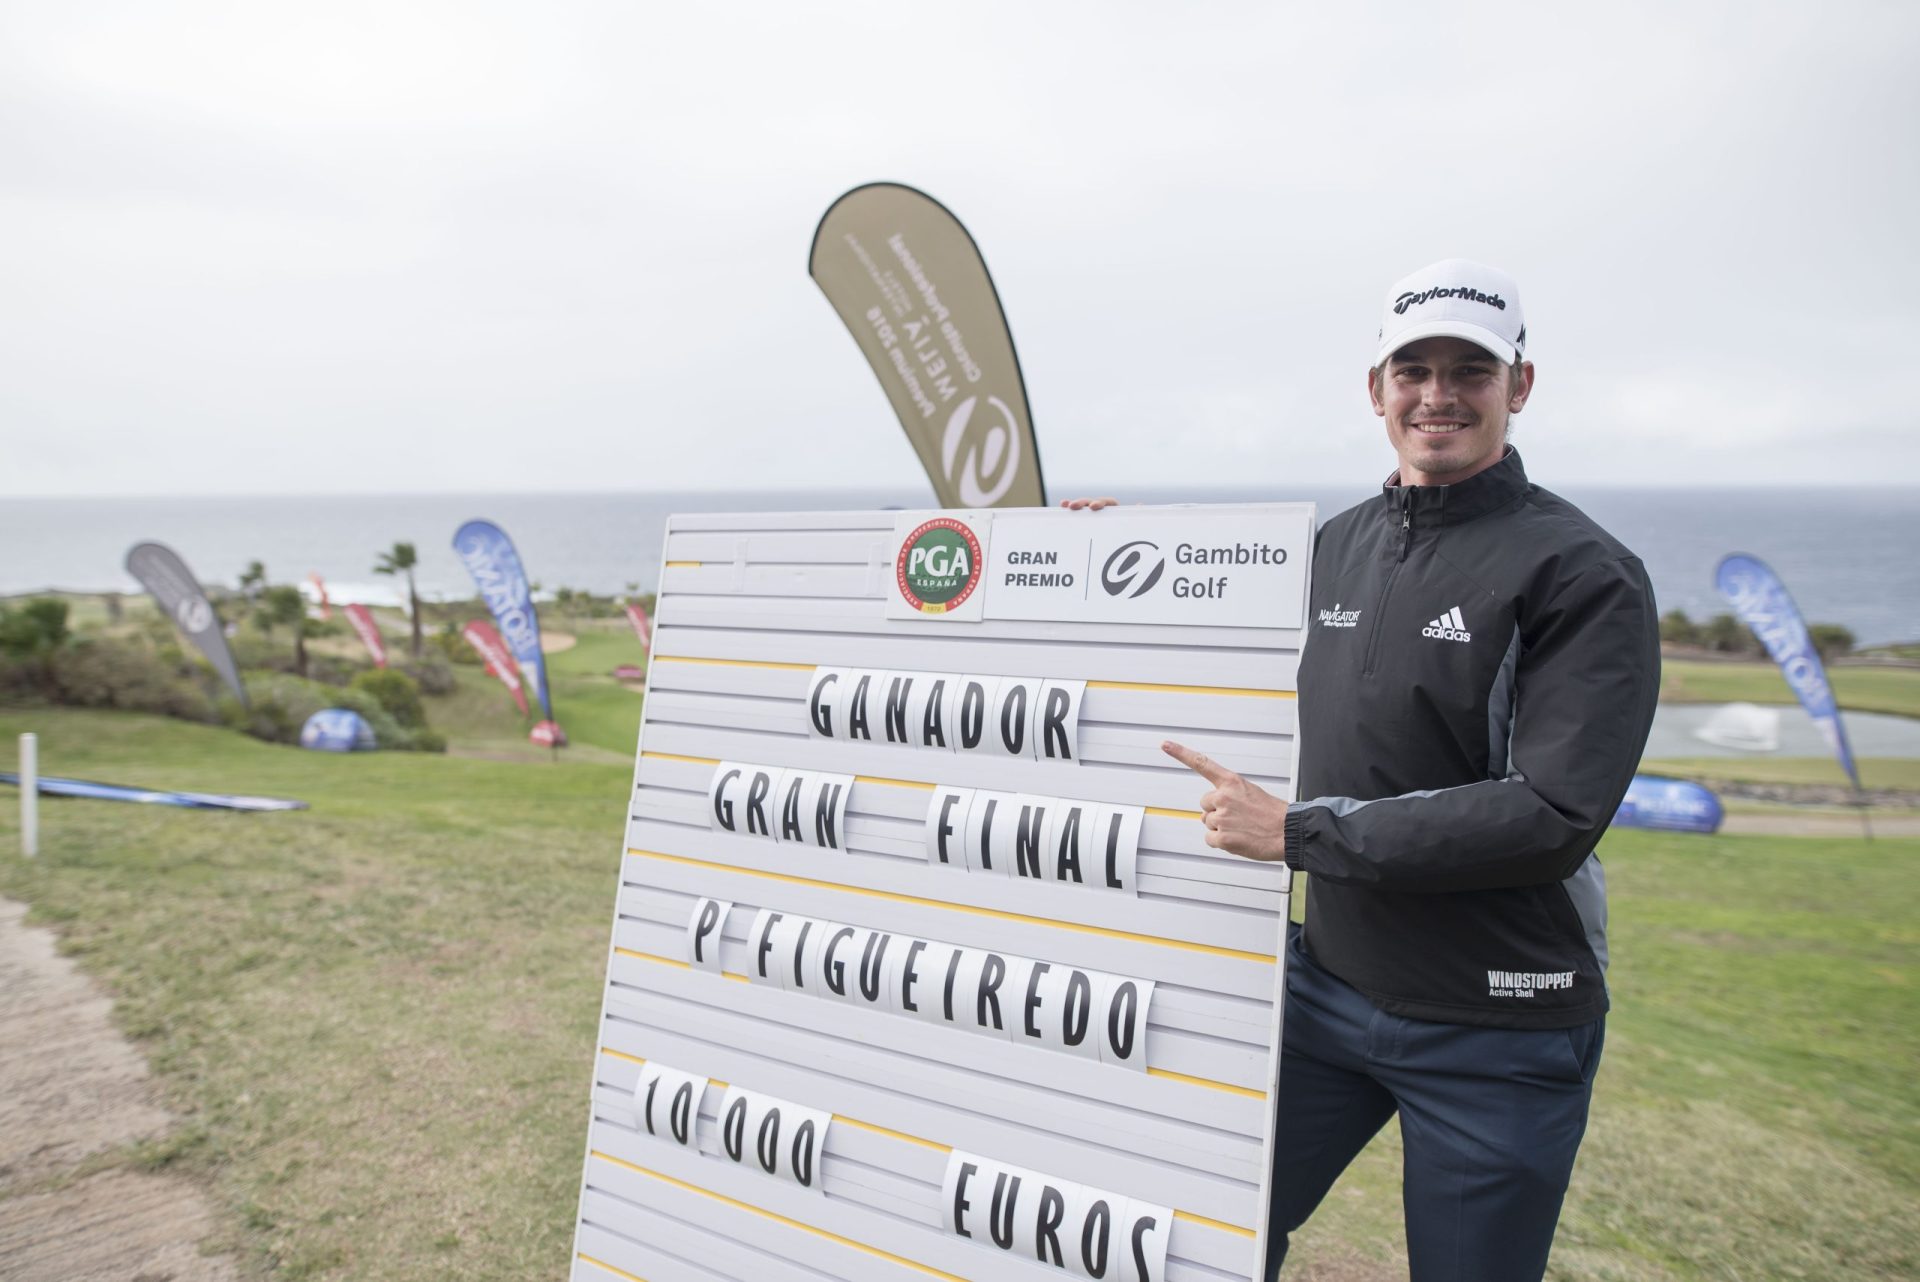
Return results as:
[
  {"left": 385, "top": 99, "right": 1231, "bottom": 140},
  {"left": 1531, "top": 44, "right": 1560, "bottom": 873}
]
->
[{"left": 1162, "top": 739, "right": 1236, "bottom": 785}]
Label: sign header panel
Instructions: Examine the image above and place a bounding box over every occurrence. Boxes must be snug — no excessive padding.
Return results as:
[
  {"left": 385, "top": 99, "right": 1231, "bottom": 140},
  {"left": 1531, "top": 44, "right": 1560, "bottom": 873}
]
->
[{"left": 984, "top": 507, "right": 1313, "bottom": 630}]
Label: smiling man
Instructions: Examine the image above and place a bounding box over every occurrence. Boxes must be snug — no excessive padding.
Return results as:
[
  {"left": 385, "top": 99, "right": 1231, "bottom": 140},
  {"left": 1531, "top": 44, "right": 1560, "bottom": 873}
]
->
[{"left": 1114, "top": 260, "right": 1661, "bottom": 1280}]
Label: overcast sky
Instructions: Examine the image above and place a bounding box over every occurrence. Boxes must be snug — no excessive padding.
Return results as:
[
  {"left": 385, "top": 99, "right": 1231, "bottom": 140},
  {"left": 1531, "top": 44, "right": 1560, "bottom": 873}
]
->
[{"left": 3, "top": 1, "right": 1915, "bottom": 497}]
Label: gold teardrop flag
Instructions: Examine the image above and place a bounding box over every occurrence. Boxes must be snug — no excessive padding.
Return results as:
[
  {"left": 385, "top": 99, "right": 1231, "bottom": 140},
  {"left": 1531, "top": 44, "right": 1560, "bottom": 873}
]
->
[{"left": 809, "top": 182, "right": 1046, "bottom": 508}]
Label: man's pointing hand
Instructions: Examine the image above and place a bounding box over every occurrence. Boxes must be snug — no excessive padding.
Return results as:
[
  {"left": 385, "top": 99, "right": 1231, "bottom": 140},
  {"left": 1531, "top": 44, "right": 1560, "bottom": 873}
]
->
[{"left": 1163, "top": 740, "right": 1290, "bottom": 863}]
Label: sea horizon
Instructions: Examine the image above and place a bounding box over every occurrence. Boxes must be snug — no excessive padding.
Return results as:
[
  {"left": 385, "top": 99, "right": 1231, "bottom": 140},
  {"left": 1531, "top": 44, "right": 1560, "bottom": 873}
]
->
[{"left": 6, "top": 484, "right": 1917, "bottom": 646}]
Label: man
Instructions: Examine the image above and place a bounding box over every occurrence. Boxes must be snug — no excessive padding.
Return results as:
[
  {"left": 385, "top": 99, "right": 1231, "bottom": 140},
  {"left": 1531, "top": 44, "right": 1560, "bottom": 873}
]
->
[{"left": 1067, "top": 259, "right": 1660, "bottom": 1281}]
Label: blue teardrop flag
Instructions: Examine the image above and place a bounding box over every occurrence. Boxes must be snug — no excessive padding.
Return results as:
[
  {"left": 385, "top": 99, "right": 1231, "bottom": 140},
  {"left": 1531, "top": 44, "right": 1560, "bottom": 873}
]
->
[
  {"left": 453, "top": 520, "right": 554, "bottom": 724},
  {"left": 1714, "top": 553, "right": 1859, "bottom": 790}
]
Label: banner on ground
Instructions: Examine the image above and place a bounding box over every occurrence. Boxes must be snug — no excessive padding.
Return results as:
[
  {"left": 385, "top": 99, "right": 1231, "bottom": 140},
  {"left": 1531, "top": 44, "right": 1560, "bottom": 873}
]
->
[
  {"left": 1715, "top": 554, "right": 1859, "bottom": 790},
  {"left": 1614, "top": 774, "right": 1723, "bottom": 834},
  {"left": 571, "top": 502, "right": 1316, "bottom": 1282},
  {"left": 2, "top": 771, "right": 306, "bottom": 811},
  {"left": 307, "top": 572, "right": 332, "bottom": 619},
  {"left": 453, "top": 520, "right": 554, "bottom": 725},
  {"left": 463, "top": 619, "right": 529, "bottom": 716},
  {"left": 124, "top": 541, "right": 248, "bottom": 708},
  {"left": 810, "top": 182, "right": 1046, "bottom": 509},
  {"left": 344, "top": 604, "right": 387, "bottom": 668}
]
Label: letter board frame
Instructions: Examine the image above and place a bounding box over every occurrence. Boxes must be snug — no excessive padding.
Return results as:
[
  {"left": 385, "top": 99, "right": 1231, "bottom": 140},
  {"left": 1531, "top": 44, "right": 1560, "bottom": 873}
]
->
[{"left": 572, "top": 502, "right": 1314, "bottom": 1282}]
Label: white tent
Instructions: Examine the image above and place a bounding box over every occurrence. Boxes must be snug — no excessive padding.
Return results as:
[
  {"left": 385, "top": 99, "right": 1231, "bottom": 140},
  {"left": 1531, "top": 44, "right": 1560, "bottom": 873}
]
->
[{"left": 1694, "top": 702, "right": 1782, "bottom": 753}]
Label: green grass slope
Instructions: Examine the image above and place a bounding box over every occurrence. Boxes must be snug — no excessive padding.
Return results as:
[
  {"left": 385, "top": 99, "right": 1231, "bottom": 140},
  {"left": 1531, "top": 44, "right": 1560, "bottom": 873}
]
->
[
  {"left": 428, "top": 625, "right": 649, "bottom": 763},
  {"left": 1661, "top": 659, "right": 1920, "bottom": 720},
  {"left": 0, "top": 708, "right": 1913, "bottom": 1280},
  {"left": 1640, "top": 756, "right": 1920, "bottom": 791}
]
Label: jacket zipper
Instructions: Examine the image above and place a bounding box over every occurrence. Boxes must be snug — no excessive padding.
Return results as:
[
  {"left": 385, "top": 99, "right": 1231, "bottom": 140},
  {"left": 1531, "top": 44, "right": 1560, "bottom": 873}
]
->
[{"left": 1361, "top": 507, "right": 1413, "bottom": 676}]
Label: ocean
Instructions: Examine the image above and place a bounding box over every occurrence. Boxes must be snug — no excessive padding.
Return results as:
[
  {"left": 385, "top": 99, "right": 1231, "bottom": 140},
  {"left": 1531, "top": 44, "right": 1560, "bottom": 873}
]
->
[{"left": 3, "top": 485, "right": 1915, "bottom": 646}]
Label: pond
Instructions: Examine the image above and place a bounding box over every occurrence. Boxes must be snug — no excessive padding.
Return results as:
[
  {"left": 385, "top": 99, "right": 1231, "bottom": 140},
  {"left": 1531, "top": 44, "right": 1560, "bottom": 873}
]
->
[{"left": 1642, "top": 703, "right": 1920, "bottom": 759}]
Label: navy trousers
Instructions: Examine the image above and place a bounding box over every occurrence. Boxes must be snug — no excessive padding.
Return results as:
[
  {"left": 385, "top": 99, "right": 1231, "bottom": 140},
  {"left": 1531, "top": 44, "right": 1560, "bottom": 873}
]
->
[{"left": 1264, "top": 927, "right": 1604, "bottom": 1282}]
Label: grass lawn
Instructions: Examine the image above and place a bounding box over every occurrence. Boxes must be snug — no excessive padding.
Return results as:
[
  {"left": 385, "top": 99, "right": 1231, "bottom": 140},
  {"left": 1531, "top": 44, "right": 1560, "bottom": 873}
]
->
[
  {"left": 1, "top": 708, "right": 1915, "bottom": 1281},
  {"left": 1661, "top": 659, "right": 1920, "bottom": 720},
  {"left": 1640, "top": 756, "right": 1920, "bottom": 791},
  {"left": 0, "top": 708, "right": 630, "bottom": 1280},
  {"left": 420, "top": 621, "right": 649, "bottom": 765}
]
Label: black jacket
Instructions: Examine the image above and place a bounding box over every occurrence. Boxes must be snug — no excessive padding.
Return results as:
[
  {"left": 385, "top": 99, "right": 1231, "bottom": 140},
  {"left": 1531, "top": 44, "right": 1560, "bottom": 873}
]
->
[{"left": 1283, "top": 449, "right": 1659, "bottom": 1029}]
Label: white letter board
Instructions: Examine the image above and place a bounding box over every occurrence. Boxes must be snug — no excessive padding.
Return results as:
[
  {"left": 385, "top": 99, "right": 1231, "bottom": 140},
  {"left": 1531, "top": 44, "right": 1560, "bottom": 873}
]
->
[{"left": 573, "top": 502, "right": 1314, "bottom": 1282}]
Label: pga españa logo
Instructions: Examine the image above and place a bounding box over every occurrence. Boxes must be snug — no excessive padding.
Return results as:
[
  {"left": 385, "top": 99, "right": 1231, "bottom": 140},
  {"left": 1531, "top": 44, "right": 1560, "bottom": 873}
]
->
[{"left": 895, "top": 518, "right": 983, "bottom": 615}]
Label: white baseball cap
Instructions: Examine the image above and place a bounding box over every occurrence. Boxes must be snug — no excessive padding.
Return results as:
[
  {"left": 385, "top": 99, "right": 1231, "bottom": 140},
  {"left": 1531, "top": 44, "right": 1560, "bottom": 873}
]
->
[{"left": 1376, "top": 258, "right": 1527, "bottom": 365}]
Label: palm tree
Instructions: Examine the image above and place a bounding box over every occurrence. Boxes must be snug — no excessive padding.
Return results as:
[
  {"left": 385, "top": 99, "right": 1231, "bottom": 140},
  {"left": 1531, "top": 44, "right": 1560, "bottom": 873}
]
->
[
  {"left": 262, "top": 584, "right": 311, "bottom": 677},
  {"left": 374, "top": 542, "right": 423, "bottom": 658}
]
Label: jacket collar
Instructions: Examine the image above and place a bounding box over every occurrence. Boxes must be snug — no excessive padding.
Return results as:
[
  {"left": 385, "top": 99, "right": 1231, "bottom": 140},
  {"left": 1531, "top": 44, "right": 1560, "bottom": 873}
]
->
[{"left": 1380, "top": 446, "right": 1529, "bottom": 526}]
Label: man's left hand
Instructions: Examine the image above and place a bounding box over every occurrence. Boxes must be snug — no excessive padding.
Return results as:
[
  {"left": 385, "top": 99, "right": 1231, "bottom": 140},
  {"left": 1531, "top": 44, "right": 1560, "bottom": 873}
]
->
[{"left": 1162, "top": 740, "right": 1289, "bottom": 863}]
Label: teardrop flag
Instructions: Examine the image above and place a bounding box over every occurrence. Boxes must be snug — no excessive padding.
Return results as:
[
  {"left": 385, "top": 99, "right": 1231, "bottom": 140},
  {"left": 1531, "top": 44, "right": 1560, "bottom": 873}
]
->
[
  {"left": 462, "top": 619, "right": 529, "bottom": 716},
  {"left": 344, "top": 604, "right": 388, "bottom": 668},
  {"left": 452, "top": 520, "right": 555, "bottom": 727},
  {"left": 625, "top": 601, "right": 652, "bottom": 652},
  {"left": 125, "top": 541, "right": 248, "bottom": 708},
  {"left": 1715, "top": 554, "right": 1859, "bottom": 790},
  {"left": 810, "top": 182, "right": 1047, "bottom": 508}
]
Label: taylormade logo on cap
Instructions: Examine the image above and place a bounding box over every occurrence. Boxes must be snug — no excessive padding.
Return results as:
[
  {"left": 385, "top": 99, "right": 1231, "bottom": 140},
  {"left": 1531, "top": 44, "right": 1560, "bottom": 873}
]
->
[
  {"left": 1393, "top": 286, "right": 1507, "bottom": 314},
  {"left": 1377, "top": 258, "right": 1527, "bottom": 366}
]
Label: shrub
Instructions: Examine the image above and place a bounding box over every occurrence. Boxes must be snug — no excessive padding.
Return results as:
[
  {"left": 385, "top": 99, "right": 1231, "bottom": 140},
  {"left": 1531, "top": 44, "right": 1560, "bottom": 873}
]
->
[
  {"left": 348, "top": 668, "right": 426, "bottom": 729},
  {"left": 49, "top": 637, "right": 220, "bottom": 723},
  {"left": 1659, "top": 609, "right": 1701, "bottom": 647},
  {"left": 0, "top": 597, "right": 72, "bottom": 693},
  {"left": 1703, "top": 613, "right": 1760, "bottom": 655},
  {"left": 430, "top": 624, "right": 484, "bottom": 666},
  {"left": 1809, "top": 624, "right": 1855, "bottom": 662},
  {"left": 304, "top": 653, "right": 362, "bottom": 687},
  {"left": 229, "top": 632, "right": 290, "bottom": 673},
  {"left": 0, "top": 655, "right": 42, "bottom": 703},
  {"left": 399, "top": 653, "right": 456, "bottom": 696},
  {"left": 223, "top": 687, "right": 304, "bottom": 744},
  {"left": 225, "top": 673, "right": 442, "bottom": 752},
  {"left": 0, "top": 597, "right": 71, "bottom": 660}
]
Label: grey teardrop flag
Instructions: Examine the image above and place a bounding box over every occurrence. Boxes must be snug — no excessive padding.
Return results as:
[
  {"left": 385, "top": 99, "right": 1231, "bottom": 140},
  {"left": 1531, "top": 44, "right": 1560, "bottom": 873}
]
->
[
  {"left": 125, "top": 541, "right": 248, "bottom": 708},
  {"left": 810, "top": 182, "right": 1047, "bottom": 508}
]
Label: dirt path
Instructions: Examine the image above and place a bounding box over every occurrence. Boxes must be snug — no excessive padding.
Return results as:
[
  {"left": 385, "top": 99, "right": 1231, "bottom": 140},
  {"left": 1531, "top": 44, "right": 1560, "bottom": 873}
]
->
[
  {"left": 0, "top": 897, "right": 239, "bottom": 1282},
  {"left": 1721, "top": 812, "right": 1920, "bottom": 837}
]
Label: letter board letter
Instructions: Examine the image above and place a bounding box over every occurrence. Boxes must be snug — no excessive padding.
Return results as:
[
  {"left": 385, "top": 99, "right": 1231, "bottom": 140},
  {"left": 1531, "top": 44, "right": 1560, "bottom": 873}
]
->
[
  {"left": 925, "top": 785, "right": 975, "bottom": 867},
  {"left": 633, "top": 1061, "right": 707, "bottom": 1149},
  {"left": 685, "top": 897, "right": 733, "bottom": 972},
  {"left": 806, "top": 667, "right": 848, "bottom": 739},
  {"left": 1034, "top": 678, "right": 1087, "bottom": 763},
  {"left": 706, "top": 761, "right": 747, "bottom": 833}
]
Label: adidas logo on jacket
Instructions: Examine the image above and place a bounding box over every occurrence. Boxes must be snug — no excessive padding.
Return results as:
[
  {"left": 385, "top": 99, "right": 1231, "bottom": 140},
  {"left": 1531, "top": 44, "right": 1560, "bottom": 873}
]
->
[{"left": 1422, "top": 607, "right": 1471, "bottom": 642}]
